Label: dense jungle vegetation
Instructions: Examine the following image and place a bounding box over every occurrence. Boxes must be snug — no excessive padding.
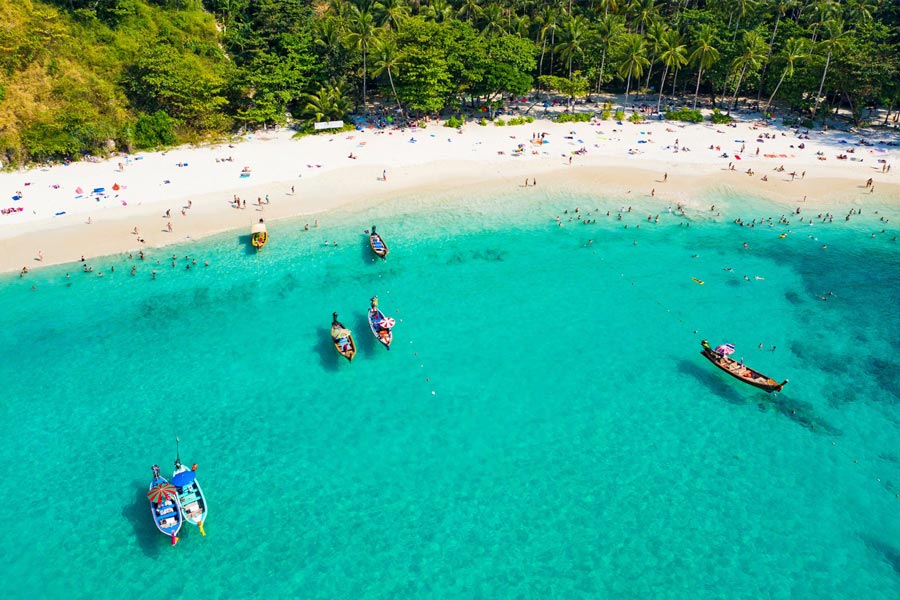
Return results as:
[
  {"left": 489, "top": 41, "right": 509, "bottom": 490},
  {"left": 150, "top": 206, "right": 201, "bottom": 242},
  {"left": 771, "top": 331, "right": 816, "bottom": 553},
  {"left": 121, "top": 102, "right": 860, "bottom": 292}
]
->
[{"left": 1, "top": 0, "right": 898, "bottom": 166}]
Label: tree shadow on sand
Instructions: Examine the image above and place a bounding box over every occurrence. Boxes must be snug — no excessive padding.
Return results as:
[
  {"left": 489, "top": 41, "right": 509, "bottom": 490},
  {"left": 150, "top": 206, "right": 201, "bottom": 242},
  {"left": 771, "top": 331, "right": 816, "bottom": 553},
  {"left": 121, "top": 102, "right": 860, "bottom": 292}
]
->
[{"left": 122, "top": 480, "right": 161, "bottom": 558}]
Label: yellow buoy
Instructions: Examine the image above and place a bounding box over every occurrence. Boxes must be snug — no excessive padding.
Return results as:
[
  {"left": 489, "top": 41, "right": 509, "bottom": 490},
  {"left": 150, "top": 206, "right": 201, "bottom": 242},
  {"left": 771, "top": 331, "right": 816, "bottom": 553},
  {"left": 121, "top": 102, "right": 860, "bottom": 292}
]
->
[{"left": 199, "top": 522, "right": 206, "bottom": 537}]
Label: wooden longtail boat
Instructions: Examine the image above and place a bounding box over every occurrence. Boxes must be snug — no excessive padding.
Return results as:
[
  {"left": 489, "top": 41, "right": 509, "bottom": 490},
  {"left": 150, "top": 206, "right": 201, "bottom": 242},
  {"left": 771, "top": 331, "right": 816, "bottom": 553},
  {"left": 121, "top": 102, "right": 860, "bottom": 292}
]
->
[
  {"left": 700, "top": 340, "right": 788, "bottom": 393},
  {"left": 369, "top": 225, "right": 388, "bottom": 259},
  {"left": 331, "top": 312, "right": 356, "bottom": 361},
  {"left": 251, "top": 219, "right": 268, "bottom": 250},
  {"left": 367, "top": 296, "right": 394, "bottom": 350}
]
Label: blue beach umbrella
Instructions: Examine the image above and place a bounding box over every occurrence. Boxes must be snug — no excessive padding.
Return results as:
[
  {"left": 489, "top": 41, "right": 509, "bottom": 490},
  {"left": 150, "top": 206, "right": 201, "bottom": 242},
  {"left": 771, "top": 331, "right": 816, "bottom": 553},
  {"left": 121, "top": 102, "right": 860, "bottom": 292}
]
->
[{"left": 171, "top": 470, "right": 196, "bottom": 488}]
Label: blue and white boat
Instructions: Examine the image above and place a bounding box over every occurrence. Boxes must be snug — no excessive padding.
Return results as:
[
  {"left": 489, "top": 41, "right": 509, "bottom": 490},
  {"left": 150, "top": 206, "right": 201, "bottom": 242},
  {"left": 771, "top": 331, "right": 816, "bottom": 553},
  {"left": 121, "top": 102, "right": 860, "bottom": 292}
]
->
[
  {"left": 172, "top": 438, "right": 208, "bottom": 536},
  {"left": 368, "top": 296, "right": 394, "bottom": 350},
  {"left": 369, "top": 225, "right": 388, "bottom": 259},
  {"left": 148, "top": 464, "right": 182, "bottom": 546}
]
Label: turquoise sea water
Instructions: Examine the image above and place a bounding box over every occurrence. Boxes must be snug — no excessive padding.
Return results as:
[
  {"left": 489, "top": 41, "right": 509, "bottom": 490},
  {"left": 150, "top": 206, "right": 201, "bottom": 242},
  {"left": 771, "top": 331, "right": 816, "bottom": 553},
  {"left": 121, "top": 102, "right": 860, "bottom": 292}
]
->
[{"left": 2, "top": 187, "right": 900, "bottom": 599}]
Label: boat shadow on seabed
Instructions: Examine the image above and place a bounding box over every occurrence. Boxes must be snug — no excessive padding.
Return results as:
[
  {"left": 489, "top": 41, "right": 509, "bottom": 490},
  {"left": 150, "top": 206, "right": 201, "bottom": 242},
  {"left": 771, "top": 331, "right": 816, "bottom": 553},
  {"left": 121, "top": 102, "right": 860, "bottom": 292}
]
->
[
  {"left": 677, "top": 359, "right": 841, "bottom": 436},
  {"left": 122, "top": 481, "right": 162, "bottom": 558}
]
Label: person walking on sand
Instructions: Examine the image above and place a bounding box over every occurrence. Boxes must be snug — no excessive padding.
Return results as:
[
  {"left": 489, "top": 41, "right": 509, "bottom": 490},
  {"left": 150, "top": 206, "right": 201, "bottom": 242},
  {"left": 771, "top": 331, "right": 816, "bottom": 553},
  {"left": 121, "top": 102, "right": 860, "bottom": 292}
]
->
[
  {"left": 291, "top": 185, "right": 295, "bottom": 195},
  {"left": 663, "top": 172, "right": 668, "bottom": 182},
  {"left": 38, "top": 250, "right": 43, "bottom": 262},
  {"left": 167, "top": 222, "right": 173, "bottom": 232},
  {"left": 383, "top": 169, "right": 387, "bottom": 181}
]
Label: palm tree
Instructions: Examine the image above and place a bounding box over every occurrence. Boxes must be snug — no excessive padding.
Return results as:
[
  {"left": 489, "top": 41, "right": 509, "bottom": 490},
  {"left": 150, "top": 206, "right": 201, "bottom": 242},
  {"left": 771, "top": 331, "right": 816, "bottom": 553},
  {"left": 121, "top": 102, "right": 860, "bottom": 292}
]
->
[
  {"left": 730, "top": 0, "right": 758, "bottom": 41},
  {"left": 631, "top": 0, "right": 657, "bottom": 35},
  {"left": 423, "top": 0, "right": 453, "bottom": 23},
  {"left": 538, "top": 4, "right": 563, "bottom": 78},
  {"left": 642, "top": 20, "right": 666, "bottom": 94},
  {"left": 617, "top": 33, "right": 649, "bottom": 107},
  {"left": 371, "top": 35, "right": 403, "bottom": 118},
  {"left": 594, "top": 14, "right": 625, "bottom": 92},
  {"left": 457, "top": 0, "right": 483, "bottom": 24},
  {"left": 812, "top": 18, "right": 849, "bottom": 118},
  {"left": 303, "top": 80, "right": 353, "bottom": 125},
  {"left": 656, "top": 29, "right": 687, "bottom": 113},
  {"left": 757, "top": 0, "right": 797, "bottom": 104},
  {"left": 481, "top": 3, "right": 506, "bottom": 37},
  {"left": 689, "top": 24, "right": 720, "bottom": 110},
  {"left": 729, "top": 31, "right": 767, "bottom": 111},
  {"left": 764, "top": 37, "right": 808, "bottom": 114},
  {"left": 345, "top": 7, "right": 378, "bottom": 110},
  {"left": 555, "top": 15, "right": 593, "bottom": 78},
  {"left": 374, "top": 0, "right": 409, "bottom": 31}
]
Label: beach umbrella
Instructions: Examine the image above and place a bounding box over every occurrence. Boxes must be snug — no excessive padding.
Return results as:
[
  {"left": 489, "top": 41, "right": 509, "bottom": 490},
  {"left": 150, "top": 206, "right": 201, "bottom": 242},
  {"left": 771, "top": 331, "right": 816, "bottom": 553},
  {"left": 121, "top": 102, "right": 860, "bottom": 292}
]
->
[
  {"left": 171, "top": 470, "right": 196, "bottom": 488},
  {"left": 715, "top": 343, "right": 735, "bottom": 356},
  {"left": 147, "top": 483, "right": 177, "bottom": 503},
  {"left": 378, "top": 317, "right": 396, "bottom": 329},
  {"left": 335, "top": 328, "right": 352, "bottom": 338}
]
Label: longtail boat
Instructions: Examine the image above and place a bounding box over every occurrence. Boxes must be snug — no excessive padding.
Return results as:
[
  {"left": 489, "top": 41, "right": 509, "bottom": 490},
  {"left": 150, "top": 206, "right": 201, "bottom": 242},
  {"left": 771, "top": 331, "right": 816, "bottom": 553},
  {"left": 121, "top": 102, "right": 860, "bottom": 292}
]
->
[
  {"left": 251, "top": 219, "right": 268, "bottom": 250},
  {"left": 700, "top": 340, "right": 788, "bottom": 392},
  {"left": 172, "top": 437, "right": 207, "bottom": 536},
  {"left": 369, "top": 225, "right": 388, "bottom": 259},
  {"left": 331, "top": 312, "right": 356, "bottom": 361},
  {"left": 367, "top": 296, "right": 394, "bottom": 350},
  {"left": 148, "top": 464, "right": 182, "bottom": 546}
]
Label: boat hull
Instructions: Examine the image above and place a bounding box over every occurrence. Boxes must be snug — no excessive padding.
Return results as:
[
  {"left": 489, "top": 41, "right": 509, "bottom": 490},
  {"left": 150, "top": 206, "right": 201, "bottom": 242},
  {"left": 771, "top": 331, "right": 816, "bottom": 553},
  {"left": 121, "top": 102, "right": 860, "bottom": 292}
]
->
[
  {"left": 369, "top": 233, "right": 388, "bottom": 259},
  {"left": 331, "top": 318, "right": 356, "bottom": 361},
  {"left": 368, "top": 307, "right": 393, "bottom": 349},
  {"left": 700, "top": 340, "right": 787, "bottom": 393},
  {"left": 149, "top": 476, "right": 183, "bottom": 538},
  {"left": 173, "top": 464, "right": 208, "bottom": 527}
]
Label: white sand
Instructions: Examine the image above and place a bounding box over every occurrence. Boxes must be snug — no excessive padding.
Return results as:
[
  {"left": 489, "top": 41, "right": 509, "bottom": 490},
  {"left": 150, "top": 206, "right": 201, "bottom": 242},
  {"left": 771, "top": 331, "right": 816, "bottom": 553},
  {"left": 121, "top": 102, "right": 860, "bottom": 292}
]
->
[{"left": 2, "top": 110, "right": 898, "bottom": 273}]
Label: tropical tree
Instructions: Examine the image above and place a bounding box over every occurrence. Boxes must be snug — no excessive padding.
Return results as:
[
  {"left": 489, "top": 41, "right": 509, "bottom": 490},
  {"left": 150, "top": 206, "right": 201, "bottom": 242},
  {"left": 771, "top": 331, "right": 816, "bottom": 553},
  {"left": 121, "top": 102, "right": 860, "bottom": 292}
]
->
[
  {"left": 729, "top": 31, "right": 767, "bottom": 111},
  {"left": 457, "top": 0, "right": 483, "bottom": 24},
  {"left": 371, "top": 34, "right": 403, "bottom": 117},
  {"left": 757, "top": 0, "right": 797, "bottom": 104},
  {"left": 656, "top": 29, "right": 687, "bottom": 112},
  {"left": 302, "top": 79, "right": 353, "bottom": 125},
  {"left": 422, "top": 0, "right": 453, "bottom": 23},
  {"left": 764, "top": 36, "right": 809, "bottom": 113},
  {"left": 538, "top": 3, "right": 563, "bottom": 78},
  {"left": 689, "top": 24, "right": 720, "bottom": 109},
  {"left": 555, "top": 15, "right": 593, "bottom": 78},
  {"left": 345, "top": 6, "right": 378, "bottom": 110},
  {"left": 374, "top": 0, "right": 409, "bottom": 31},
  {"left": 812, "top": 18, "right": 849, "bottom": 118},
  {"left": 617, "top": 33, "right": 649, "bottom": 106},
  {"left": 594, "top": 14, "right": 625, "bottom": 92}
]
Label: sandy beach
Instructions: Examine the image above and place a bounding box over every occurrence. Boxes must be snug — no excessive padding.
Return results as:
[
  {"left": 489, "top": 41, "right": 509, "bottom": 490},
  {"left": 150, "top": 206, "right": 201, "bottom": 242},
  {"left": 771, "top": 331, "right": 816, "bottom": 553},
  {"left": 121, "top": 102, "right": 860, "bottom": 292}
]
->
[{"left": 2, "top": 107, "right": 898, "bottom": 274}]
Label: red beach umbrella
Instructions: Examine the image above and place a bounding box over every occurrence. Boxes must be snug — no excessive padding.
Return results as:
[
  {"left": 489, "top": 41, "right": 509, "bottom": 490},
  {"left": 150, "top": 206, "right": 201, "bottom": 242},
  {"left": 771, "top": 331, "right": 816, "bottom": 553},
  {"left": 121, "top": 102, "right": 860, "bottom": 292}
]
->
[{"left": 147, "top": 483, "right": 177, "bottom": 503}]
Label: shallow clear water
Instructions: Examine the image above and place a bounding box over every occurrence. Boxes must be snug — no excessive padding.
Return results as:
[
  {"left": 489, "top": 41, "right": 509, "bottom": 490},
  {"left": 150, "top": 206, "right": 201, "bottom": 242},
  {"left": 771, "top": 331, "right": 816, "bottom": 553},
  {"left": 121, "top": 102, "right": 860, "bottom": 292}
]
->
[{"left": 2, "top": 188, "right": 900, "bottom": 599}]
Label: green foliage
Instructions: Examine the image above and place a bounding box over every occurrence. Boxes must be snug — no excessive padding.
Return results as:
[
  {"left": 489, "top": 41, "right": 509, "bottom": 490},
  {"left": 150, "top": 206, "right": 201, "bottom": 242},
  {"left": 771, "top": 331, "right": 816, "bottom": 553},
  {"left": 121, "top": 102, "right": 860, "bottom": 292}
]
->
[
  {"left": 665, "top": 108, "right": 703, "bottom": 123},
  {"left": 5, "top": 0, "right": 900, "bottom": 167},
  {"left": 444, "top": 116, "right": 463, "bottom": 128},
  {"left": 506, "top": 116, "right": 531, "bottom": 125},
  {"left": 495, "top": 118, "right": 505, "bottom": 126},
  {"left": 538, "top": 74, "right": 590, "bottom": 101},
  {"left": 479, "top": 117, "right": 487, "bottom": 126},
  {"left": 709, "top": 108, "right": 733, "bottom": 124},
  {"left": 132, "top": 110, "right": 177, "bottom": 148},
  {"left": 614, "top": 109, "right": 625, "bottom": 121},
  {"left": 553, "top": 112, "right": 592, "bottom": 123},
  {"left": 627, "top": 112, "right": 642, "bottom": 123}
]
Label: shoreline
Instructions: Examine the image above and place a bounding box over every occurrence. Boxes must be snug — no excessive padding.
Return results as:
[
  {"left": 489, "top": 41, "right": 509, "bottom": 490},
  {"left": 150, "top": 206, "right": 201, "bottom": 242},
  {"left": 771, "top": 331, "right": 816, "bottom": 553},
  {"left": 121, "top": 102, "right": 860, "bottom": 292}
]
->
[{"left": 2, "top": 115, "right": 898, "bottom": 275}]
